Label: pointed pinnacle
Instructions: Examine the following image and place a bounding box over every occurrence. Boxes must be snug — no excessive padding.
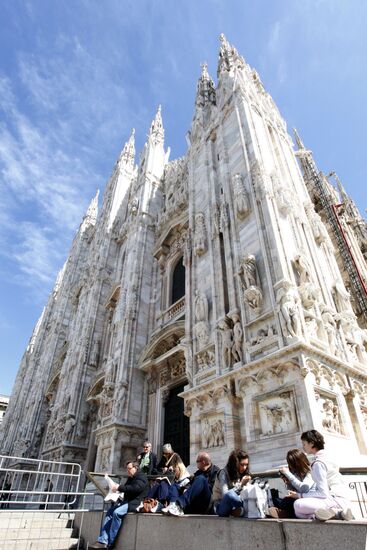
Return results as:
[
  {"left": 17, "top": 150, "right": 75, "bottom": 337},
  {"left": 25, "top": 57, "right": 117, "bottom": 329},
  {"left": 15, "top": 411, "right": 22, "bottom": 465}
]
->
[
  {"left": 293, "top": 128, "right": 305, "bottom": 149},
  {"left": 200, "top": 62, "right": 211, "bottom": 81}
]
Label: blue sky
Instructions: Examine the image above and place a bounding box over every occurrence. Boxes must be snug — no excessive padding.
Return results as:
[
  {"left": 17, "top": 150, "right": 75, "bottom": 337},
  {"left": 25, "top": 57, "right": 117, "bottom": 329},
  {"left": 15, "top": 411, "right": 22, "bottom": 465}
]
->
[{"left": 0, "top": 0, "right": 366, "bottom": 396}]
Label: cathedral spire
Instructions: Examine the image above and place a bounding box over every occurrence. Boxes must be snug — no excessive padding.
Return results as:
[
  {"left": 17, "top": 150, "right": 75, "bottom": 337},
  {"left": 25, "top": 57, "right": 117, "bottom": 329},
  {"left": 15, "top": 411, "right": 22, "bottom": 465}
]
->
[
  {"left": 149, "top": 105, "right": 164, "bottom": 145},
  {"left": 196, "top": 63, "right": 216, "bottom": 107},
  {"left": 217, "top": 33, "right": 245, "bottom": 77},
  {"left": 118, "top": 128, "right": 135, "bottom": 169},
  {"left": 80, "top": 189, "right": 99, "bottom": 233}
]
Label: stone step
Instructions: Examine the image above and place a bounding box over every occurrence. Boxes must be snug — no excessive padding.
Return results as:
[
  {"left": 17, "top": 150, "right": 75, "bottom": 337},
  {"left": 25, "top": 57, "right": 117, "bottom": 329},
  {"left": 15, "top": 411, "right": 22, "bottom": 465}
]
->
[
  {"left": 0, "top": 526, "right": 74, "bottom": 540},
  {"left": 0, "top": 517, "right": 72, "bottom": 529},
  {"left": 0, "top": 537, "right": 79, "bottom": 550}
]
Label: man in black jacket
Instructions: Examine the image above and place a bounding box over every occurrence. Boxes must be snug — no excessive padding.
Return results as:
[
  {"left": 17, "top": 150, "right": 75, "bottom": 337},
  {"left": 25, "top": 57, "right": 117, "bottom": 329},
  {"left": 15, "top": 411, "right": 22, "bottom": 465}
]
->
[
  {"left": 90, "top": 461, "right": 148, "bottom": 549},
  {"left": 162, "top": 451, "right": 219, "bottom": 516}
]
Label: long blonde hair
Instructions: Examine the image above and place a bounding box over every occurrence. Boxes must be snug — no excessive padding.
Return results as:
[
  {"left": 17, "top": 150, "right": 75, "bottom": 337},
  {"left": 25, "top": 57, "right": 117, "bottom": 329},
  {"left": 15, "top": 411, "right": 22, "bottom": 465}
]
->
[{"left": 174, "top": 459, "right": 190, "bottom": 480}]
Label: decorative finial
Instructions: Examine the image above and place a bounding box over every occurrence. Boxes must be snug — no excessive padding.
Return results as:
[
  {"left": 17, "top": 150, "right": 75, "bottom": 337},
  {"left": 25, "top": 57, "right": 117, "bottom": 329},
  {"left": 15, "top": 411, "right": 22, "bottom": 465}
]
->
[
  {"left": 293, "top": 128, "right": 305, "bottom": 150},
  {"left": 149, "top": 105, "right": 164, "bottom": 144}
]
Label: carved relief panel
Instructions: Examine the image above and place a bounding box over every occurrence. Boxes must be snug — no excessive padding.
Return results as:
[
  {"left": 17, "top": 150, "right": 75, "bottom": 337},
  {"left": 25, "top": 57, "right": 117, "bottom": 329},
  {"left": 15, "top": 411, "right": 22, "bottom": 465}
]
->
[
  {"left": 257, "top": 390, "right": 299, "bottom": 437},
  {"left": 201, "top": 415, "right": 226, "bottom": 449},
  {"left": 314, "top": 391, "right": 343, "bottom": 435}
]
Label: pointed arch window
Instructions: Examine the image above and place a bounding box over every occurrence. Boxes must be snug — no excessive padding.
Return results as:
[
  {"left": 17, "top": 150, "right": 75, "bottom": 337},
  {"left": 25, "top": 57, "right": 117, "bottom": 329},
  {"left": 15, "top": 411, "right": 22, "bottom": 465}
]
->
[{"left": 171, "top": 256, "right": 185, "bottom": 305}]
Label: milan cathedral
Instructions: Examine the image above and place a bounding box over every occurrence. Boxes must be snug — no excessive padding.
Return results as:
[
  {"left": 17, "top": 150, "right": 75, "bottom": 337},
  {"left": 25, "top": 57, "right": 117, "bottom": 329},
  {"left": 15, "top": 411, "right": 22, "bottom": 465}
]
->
[{"left": 2, "top": 36, "right": 367, "bottom": 472}]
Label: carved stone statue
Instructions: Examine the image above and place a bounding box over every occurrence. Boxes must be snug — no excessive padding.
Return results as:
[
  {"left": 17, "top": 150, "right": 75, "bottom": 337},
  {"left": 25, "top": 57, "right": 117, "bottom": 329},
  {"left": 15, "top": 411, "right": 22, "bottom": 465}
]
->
[
  {"left": 194, "top": 290, "right": 208, "bottom": 322},
  {"left": 238, "top": 254, "right": 263, "bottom": 312},
  {"left": 194, "top": 321, "right": 209, "bottom": 348},
  {"left": 239, "top": 254, "right": 258, "bottom": 288},
  {"left": 89, "top": 339, "right": 100, "bottom": 367},
  {"left": 194, "top": 212, "right": 207, "bottom": 256},
  {"left": 217, "top": 318, "right": 233, "bottom": 369},
  {"left": 115, "top": 379, "right": 129, "bottom": 418},
  {"left": 293, "top": 254, "right": 312, "bottom": 286},
  {"left": 232, "top": 173, "right": 250, "bottom": 219},
  {"left": 275, "top": 280, "right": 301, "bottom": 339},
  {"left": 333, "top": 282, "right": 352, "bottom": 313},
  {"left": 64, "top": 413, "right": 76, "bottom": 440},
  {"left": 271, "top": 171, "right": 292, "bottom": 215},
  {"left": 231, "top": 314, "right": 243, "bottom": 363},
  {"left": 320, "top": 304, "right": 338, "bottom": 356}
]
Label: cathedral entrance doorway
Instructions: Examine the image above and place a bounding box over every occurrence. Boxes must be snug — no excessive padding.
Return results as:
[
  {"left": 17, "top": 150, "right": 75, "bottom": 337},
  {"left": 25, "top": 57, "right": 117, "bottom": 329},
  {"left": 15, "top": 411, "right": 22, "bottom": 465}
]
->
[{"left": 163, "top": 383, "right": 190, "bottom": 465}]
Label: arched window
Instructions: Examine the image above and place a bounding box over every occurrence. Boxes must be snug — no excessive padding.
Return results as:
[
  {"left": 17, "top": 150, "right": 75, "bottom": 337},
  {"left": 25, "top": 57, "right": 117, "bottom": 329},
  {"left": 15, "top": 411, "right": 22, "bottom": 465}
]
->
[{"left": 171, "top": 256, "right": 185, "bottom": 304}]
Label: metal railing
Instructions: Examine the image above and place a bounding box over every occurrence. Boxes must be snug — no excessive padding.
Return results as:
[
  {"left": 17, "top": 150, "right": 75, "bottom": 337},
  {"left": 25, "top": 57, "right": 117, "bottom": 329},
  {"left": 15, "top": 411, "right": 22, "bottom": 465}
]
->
[
  {"left": 0, "top": 454, "right": 100, "bottom": 549},
  {"left": 253, "top": 466, "right": 367, "bottom": 519}
]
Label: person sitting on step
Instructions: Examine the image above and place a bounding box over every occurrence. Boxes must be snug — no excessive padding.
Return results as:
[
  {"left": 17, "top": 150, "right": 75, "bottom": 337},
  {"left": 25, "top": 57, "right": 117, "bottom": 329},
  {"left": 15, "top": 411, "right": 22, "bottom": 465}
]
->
[
  {"left": 89, "top": 461, "right": 148, "bottom": 549},
  {"left": 268, "top": 448, "right": 315, "bottom": 518},
  {"left": 162, "top": 451, "right": 220, "bottom": 516},
  {"left": 293, "top": 430, "right": 353, "bottom": 521},
  {"left": 212, "top": 449, "right": 251, "bottom": 517}
]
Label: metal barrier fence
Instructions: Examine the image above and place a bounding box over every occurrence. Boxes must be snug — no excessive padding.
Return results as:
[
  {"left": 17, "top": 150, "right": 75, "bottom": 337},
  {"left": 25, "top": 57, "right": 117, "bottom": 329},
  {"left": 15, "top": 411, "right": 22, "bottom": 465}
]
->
[
  {"left": 0, "top": 454, "right": 81, "bottom": 509},
  {"left": 0, "top": 454, "right": 99, "bottom": 549}
]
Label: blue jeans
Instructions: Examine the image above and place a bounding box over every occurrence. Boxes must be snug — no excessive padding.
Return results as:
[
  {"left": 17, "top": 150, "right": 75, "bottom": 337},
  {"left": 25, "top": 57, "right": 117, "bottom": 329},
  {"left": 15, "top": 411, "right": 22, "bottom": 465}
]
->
[
  {"left": 98, "top": 501, "right": 129, "bottom": 546},
  {"left": 177, "top": 476, "right": 212, "bottom": 514},
  {"left": 216, "top": 489, "right": 243, "bottom": 517}
]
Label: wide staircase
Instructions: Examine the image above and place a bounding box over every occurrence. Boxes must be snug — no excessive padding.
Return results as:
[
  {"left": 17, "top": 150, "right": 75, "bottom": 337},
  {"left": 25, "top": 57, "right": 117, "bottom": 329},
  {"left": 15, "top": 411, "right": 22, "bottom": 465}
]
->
[{"left": 0, "top": 511, "right": 78, "bottom": 549}]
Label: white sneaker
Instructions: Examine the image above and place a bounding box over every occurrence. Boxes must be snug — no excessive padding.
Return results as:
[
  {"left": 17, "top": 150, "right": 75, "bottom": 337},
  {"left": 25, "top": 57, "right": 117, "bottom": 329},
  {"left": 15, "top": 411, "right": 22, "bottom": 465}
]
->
[
  {"left": 166, "top": 502, "right": 184, "bottom": 516},
  {"left": 341, "top": 508, "right": 354, "bottom": 521},
  {"left": 315, "top": 508, "right": 338, "bottom": 521},
  {"left": 151, "top": 501, "right": 163, "bottom": 513}
]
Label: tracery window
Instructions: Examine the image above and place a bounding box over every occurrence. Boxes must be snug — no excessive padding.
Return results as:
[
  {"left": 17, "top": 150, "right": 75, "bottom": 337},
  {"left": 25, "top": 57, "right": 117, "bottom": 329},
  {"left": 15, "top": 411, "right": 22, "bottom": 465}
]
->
[{"left": 171, "top": 256, "right": 185, "bottom": 305}]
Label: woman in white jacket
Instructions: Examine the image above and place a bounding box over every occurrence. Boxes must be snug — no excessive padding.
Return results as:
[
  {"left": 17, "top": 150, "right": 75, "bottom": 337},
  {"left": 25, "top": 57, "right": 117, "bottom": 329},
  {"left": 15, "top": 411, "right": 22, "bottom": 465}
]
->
[
  {"left": 293, "top": 430, "right": 353, "bottom": 521},
  {"left": 268, "top": 448, "right": 315, "bottom": 518}
]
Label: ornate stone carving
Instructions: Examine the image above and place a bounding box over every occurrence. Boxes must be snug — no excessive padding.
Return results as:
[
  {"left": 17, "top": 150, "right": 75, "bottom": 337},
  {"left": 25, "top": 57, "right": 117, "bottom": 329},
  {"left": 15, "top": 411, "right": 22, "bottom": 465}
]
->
[
  {"left": 89, "top": 339, "right": 100, "bottom": 367},
  {"left": 115, "top": 379, "right": 129, "bottom": 418},
  {"left": 194, "top": 212, "right": 207, "bottom": 256},
  {"left": 196, "top": 348, "right": 216, "bottom": 373},
  {"left": 217, "top": 318, "right": 233, "bottom": 369},
  {"left": 250, "top": 159, "right": 273, "bottom": 199},
  {"left": 238, "top": 254, "right": 263, "bottom": 312},
  {"left": 194, "top": 321, "right": 209, "bottom": 348},
  {"left": 315, "top": 392, "right": 342, "bottom": 435},
  {"left": 231, "top": 314, "right": 243, "bottom": 363},
  {"left": 274, "top": 280, "right": 301, "bottom": 339},
  {"left": 246, "top": 323, "right": 277, "bottom": 351},
  {"left": 339, "top": 312, "right": 367, "bottom": 364},
  {"left": 100, "top": 447, "right": 111, "bottom": 471},
  {"left": 202, "top": 417, "right": 225, "bottom": 448},
  {"left": 320, "top": 304, "right": 338, "bottom": 356},
  {"left": 194, "top": 290, "right": 208, "bottom": 322},
  {"left": 304, "top": 202, "right": 329, "bottom": 245},
  {"left": 219, "top": 199, "right": 229, "bottom": 231},
  {"left": 332, "top": 282, "right": 352, "bottom": 313},
  {"left": 64, "top": 414, "right": 76, "bottom": 441},
  {"left": 258, "top": 391, "right": 298, "bottom": 436},
  {"left": 232, "top": 173, "right": 250, "bottom": 220},
  {"left": 293, "top": 254, "right": 312, "bottom": 286},
  {"left": 271, "top": 171, "right": 292, "bottom": 215}
]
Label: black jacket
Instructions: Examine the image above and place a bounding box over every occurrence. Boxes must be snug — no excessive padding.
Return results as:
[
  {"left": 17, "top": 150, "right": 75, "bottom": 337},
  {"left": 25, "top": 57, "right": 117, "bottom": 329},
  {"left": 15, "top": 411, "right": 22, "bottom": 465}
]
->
[
  {"left": 194, "top": 463, "right": 220, "bottom": 492},
  {"left": 137, "top": 451, "right": 158, "bottom": 475},
  {"left": 117, "top": 471, "right": 149, "bottom": 512}
]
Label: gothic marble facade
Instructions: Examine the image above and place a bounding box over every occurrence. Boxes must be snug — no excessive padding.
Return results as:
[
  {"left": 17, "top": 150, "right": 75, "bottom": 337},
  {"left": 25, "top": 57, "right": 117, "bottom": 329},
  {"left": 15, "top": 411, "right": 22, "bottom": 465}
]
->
[{"left": 2, "top": 36, "right": 367, "bottom": 472}]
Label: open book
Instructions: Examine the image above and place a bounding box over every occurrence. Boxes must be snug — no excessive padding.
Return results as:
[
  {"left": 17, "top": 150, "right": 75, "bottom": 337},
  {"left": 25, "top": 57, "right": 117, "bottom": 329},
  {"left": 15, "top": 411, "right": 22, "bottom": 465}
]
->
[
  {"left": 104, "top": 474, "right": 124, "bottom": 503},
  {"left": 154, "top": 476, "right": 171, "bottom": 485}
]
